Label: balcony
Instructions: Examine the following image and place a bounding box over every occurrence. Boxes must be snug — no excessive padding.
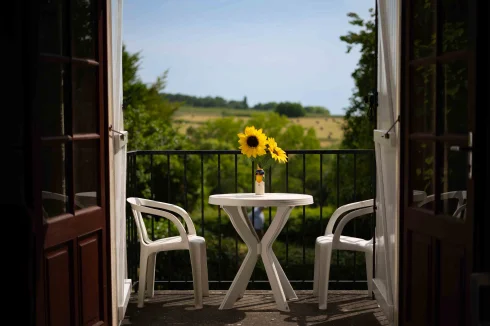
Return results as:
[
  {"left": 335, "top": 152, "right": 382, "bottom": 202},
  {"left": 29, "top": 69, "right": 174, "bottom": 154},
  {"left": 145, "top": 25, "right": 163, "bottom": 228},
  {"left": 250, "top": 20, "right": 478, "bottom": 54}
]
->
[{"left": 124, "top": 149, "right": 384, "bottom": 325}]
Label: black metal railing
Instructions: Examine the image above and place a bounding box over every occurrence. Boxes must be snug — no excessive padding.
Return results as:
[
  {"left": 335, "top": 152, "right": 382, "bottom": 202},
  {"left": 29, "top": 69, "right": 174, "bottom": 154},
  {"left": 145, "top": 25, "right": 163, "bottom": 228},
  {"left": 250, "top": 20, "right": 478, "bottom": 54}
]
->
[{"left": 126, "top": 149, "right": 375, "bottom": 291}]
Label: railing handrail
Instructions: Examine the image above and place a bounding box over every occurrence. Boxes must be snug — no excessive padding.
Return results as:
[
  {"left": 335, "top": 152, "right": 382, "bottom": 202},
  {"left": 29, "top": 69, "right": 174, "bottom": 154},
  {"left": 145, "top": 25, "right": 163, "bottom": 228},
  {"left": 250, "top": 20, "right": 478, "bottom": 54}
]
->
[{"left": 128, "top": 149, "right": 374, "bottom": 155}]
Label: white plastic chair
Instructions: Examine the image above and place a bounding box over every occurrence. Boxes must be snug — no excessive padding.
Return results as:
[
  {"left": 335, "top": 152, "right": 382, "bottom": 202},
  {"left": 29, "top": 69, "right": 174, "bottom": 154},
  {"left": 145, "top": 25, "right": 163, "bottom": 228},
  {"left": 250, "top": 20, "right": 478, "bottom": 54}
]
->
[
  {"left": 127, "top": 197, "right": 209, "bottom": 309},
  {"left": 416, "top": 190, "right": 467, "bottom": 218},
  {"left": 313, "top": 199, "right": 374, "bottom": 310}
]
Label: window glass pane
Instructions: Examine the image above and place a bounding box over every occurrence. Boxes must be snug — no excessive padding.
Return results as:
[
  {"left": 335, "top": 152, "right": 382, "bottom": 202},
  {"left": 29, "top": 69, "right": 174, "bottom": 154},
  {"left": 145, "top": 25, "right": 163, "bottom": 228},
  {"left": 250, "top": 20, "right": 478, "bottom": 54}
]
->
[
  {"left": 39, "top": 0, "right": 68, "bottom": 55},
  {"left": 74, "top": 140, "right": 99, "bottom": 209},
  {"left": 412, "top": 0, "right": 436, "bottom": 58},
  {"left": 38, "top": 62, "right": 68, "bottom": 137},
  {"left": 441, "top": 0, "right": 468, "bottom": 52},
  {"left": 410, "top": 141, "right": 435, "bottom": 210},
  {"left": 42, "top": 143, "right": 69, "bottom": 217},
  {"left": 73, "top": 66, "right": 98, "bottom": 134},
  {"left": 442, "top": 61, "right": 468, "bottom": 134},
  {"left": 72, "top": 0, "right": 95, "bottom": 58},
  {"left": 411, "top": 64, "right": 435, "bottom": 133},
  {"left": 440, "top": 144, "right": 467, "bottom": 218}
]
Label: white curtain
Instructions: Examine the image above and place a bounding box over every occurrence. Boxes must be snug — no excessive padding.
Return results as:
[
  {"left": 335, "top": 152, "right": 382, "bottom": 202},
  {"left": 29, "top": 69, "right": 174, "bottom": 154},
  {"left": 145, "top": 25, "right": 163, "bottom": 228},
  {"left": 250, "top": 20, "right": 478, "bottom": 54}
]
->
[{"left": 111, "top": 0, "right": 130, "bottom": 321}]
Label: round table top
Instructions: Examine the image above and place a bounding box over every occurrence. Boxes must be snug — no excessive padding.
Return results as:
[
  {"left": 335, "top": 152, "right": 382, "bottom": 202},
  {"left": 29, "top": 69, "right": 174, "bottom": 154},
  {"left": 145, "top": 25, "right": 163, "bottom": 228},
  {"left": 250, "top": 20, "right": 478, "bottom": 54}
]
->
[{"left": 209, "top": 193, "right": 314, "bottom": 207}]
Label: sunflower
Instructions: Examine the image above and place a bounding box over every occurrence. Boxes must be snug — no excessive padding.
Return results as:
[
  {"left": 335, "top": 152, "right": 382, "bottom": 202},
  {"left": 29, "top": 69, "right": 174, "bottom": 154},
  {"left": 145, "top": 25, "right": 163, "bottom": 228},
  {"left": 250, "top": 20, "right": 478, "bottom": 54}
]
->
[
  {"left": 238, "top": 126, "right": 268, "bottom": 158},
  {"left": 267, "top": 137, "right": 288, "bottom": 163}
]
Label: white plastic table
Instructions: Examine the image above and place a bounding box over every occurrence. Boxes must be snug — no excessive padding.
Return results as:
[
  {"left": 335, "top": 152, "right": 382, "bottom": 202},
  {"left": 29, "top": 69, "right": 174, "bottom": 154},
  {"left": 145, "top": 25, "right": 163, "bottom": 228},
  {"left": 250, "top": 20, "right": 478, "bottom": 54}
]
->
[{"left": 208, "top": 193, "right": 314, "bottom": 312}]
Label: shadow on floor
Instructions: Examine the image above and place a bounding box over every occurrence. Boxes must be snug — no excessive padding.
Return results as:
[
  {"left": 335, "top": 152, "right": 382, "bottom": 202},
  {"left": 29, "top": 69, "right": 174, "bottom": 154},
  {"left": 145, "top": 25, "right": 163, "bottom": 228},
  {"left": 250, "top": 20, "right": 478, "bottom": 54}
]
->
[{"left": 123, "top": 290, "right": 388, "bottom": 326}]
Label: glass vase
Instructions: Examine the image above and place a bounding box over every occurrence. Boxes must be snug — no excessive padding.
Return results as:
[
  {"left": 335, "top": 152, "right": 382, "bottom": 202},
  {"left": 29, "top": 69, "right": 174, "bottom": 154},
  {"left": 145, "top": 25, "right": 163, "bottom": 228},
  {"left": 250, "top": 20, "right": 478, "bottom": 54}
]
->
[{"left": 255, "top": 165, "right": 265, "bottom": 195}]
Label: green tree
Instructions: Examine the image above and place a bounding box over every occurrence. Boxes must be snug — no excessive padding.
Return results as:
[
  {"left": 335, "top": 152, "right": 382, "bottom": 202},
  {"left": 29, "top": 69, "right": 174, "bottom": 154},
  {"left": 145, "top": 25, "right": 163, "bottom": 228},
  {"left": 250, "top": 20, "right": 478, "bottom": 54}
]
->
[
  {"left": 304, "top": 106, "right": 331, "bottom": 115},
  {"left": 275, "top": 102, "right": 306, "bottom": 118},
  {"left": 340, "top": 10, "right": 376, "bottom": 150},
  {"left": 123, "top": 45, "right": 185, "bottom": 151}
]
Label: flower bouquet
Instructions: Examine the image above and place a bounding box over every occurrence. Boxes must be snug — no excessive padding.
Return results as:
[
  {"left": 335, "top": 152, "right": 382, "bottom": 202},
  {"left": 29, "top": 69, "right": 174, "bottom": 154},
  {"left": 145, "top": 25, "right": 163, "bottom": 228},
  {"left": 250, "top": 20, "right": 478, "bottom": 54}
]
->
[{"left": 237, "top": 126, "right": 288, "bottom": 195}]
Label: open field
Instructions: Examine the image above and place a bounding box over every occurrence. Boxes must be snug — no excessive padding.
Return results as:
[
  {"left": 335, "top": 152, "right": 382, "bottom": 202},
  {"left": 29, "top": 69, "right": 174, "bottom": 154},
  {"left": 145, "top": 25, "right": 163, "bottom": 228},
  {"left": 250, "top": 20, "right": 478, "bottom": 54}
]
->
[{"left": 173, "top": 106, "right": 345, "bottom": 148}]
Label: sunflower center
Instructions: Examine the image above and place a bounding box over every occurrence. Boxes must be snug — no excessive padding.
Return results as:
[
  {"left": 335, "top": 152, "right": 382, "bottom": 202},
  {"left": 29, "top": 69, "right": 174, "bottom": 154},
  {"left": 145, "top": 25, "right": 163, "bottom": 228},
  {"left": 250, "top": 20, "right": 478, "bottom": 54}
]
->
[{"left": 247, "top": 136, "right": 259, "bottom": 147}]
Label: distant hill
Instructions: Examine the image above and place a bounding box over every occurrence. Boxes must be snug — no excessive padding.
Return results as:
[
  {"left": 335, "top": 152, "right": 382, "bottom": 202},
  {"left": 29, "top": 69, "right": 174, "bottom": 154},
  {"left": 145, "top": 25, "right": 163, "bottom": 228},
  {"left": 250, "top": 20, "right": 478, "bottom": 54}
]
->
[{"left": 162, "top": 92, "right": 331, "bottom": 116}]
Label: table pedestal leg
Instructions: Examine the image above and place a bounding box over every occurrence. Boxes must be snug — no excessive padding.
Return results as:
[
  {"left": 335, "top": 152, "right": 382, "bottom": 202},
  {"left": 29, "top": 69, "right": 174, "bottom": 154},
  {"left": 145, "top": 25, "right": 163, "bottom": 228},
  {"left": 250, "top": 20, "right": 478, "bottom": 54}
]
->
[
  {"left": 219, "top": 205, "right": 296, "bottom": 312},
  {"left": 219, "top": 206, "right": 259, "bottom": 310},
  {"left": 261, "top": 206, "right": 294, "bottom": 311}
]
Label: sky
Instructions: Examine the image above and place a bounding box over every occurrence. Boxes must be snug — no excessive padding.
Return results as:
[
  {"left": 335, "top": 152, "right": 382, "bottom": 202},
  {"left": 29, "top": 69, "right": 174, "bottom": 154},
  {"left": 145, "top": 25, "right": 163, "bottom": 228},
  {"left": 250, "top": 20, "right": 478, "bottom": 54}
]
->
[{"left": 123, "top": 0, "right": 373, "bottom": 115}]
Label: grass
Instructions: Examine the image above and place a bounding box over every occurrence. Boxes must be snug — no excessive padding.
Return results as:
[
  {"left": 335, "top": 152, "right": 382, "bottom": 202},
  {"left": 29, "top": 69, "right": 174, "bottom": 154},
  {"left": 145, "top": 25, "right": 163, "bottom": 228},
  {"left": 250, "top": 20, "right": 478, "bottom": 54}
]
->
[{"left": 173, "top": 106, "right": 345, "bottom": 148}]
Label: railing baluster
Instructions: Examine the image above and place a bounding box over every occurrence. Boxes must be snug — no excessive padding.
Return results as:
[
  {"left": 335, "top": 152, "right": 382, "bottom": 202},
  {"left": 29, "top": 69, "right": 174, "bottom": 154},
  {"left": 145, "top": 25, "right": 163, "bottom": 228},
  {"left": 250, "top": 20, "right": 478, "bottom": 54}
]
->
[
  {"left": 184, "top": 154, "right": 188, "bottom": 287},
  {"left": 235, "top": 154, "right": 238, "bottom": 273},
  {"left": 184, "top": 154, "right": 188, "bottom": 211},
  {"left": 201, "top": 154, "right": 204, "bottom": 237},
  {"left": 302, "top": 153, "right": 306, "bottom": 286},
  {"left": 336, "top": 153, "right": 340, "bottom": 286},
  {"left": 133, "top": 153, "right": 138, "bottom": 282},
  {"left": 320, "top": 154, "right": 323, "bottom": 233},
  {"left": 285, "top": 159, "right": 289, "bottom": 269},
  {"left": 167, "top": 154, "right": 171, "bottom": 288},
  {"left": 353, "top": 153, "right": 357, "bottom": 287},
  {"left": 218, "top": 154, "right": 221, "bottom": 286},
  {"left": 150, "top": 154, "right": 155, "bottom": 240},
  {"left": 268, "top": 166, "right": 272, "bottom": 225},
  {"left": 251, "top": 161, "right": 255, "bottom": 286},
  {"left": 371, "top": 151, "right": 376, "bottom": 296}
]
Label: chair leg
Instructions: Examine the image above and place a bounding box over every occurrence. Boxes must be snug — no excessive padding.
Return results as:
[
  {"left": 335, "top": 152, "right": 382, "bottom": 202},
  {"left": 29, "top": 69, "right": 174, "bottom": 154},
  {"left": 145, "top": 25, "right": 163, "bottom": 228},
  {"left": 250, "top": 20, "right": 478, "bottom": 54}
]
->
[
  {"left": 146, "top": 253, "right": 156, "bottom": 298},
  {"left": 318, "top": 244, "right": 332, "bottom": 310},
  {"left": 189, "top": 241, "right": 203, "bottom": 309},
  {"left": 137, "top": 251, "right": 148, "bottom": 308},
  {"left": 200, "top": 242, "right": 209, "bottom": 297},
  {"left": 365, "top": 250, "right": 373, "bottom": 296},
  {"left": 313, "top": 239, "right": 320, "bottom": 296}
]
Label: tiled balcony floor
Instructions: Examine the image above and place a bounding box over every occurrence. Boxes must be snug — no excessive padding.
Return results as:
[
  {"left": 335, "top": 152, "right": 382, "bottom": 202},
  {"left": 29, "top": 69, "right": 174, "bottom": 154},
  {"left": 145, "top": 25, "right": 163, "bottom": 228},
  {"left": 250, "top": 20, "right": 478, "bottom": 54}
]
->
[{"left": 123, "top": 290, "right": 388, "bottom": 326}]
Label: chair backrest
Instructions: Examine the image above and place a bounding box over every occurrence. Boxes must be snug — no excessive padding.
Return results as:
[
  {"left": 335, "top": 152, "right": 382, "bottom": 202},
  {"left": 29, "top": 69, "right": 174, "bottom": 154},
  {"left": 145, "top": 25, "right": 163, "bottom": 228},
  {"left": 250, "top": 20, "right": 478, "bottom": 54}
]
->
[
  {"left": 416, "top": 190, "right": 467, "bottom": 218},
  {"left": 127, "top": 197, "right": 192, "bottom": 245},
  {"left": 325, "top": 199, "right": 374, "bottom": 237},
  {"left": 127, "top": 198, "right": 151, "bottom": 244}
]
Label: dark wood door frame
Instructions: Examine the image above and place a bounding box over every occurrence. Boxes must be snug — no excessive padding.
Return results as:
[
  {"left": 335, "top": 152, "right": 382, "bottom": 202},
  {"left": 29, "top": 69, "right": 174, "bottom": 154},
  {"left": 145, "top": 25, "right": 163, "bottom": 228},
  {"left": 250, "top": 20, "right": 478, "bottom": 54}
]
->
[
  {"left": 399, "top": 0, "right": 488, "bottom": 325},
  {"left": 473, "top": 0, "right": 489, "bottom": 275}
]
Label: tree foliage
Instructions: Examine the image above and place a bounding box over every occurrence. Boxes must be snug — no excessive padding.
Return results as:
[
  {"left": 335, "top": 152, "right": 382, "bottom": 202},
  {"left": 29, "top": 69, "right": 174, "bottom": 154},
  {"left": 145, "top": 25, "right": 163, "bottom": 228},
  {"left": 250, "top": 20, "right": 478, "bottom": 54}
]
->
[
  {"left": 164, "top": 92, "right": 249, "bottom": 109},
  {"left": 123, "top": 45, "right": 187, "bottom": 151},
  {"left": 340, "top": 10, "right": 376, "bottom": 149},
  {"left": 275, "top": 102, "right": 306, "bottom": 118}
]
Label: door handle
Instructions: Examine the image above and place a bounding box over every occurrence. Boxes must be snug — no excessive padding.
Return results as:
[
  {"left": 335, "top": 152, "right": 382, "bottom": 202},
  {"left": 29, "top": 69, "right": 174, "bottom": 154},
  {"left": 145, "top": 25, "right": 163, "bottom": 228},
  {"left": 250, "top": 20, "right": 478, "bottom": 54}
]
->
[
  {"left": 450, "top": 146, "right": 473, "bottom": 152},
  {"left": 450, "top": 132, "right": 473, "bottom": 179}
]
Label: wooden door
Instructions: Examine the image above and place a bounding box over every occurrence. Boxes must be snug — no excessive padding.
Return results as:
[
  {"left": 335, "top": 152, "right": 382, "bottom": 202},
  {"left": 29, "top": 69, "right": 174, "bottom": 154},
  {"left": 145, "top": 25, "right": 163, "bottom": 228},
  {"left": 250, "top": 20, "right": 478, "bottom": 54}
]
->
[
  {"left": 36, "top": 0, "right": 110, "bottom": 325},
  {"left": 400, "top": 0, "right": 476, "bottom": 325}
]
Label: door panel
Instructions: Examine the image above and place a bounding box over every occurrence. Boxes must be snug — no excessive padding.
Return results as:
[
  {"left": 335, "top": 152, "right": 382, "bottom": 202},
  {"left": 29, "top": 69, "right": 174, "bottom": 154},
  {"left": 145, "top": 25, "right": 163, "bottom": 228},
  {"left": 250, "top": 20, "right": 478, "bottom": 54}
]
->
[
  {"left": 401, "top": 0, "right": 475, "bottom": 325},
  {"left": 79, "top": 233, "right": 103, "bottom": 325},
  {"left": 37, "top": 0, "right": 109, "bottom": 325},
  {"left": 405, "top": 232, "right": 432, "bottom": 325},
  {"left": 439, "top": 240, "right": 466, "bottom": 326},
  {"left": 45, "top": 247, "right": 73, "bottom": 326}
]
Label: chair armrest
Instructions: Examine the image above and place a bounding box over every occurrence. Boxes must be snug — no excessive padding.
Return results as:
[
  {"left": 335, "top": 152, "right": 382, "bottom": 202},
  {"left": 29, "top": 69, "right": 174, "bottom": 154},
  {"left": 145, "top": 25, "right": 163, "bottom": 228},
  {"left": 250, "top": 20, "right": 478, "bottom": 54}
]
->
[
  {"left": 332, "top": 206, "right": 374, "bottom": 244},
  {"left": 325, "top": 199, "right": 374, "bottom": 236},
  {"left": 130, "top": 204, "right": 189, "bottom": 241},
  {"left": 137, "top": 198, "right": 197, "bottom": 235}
]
